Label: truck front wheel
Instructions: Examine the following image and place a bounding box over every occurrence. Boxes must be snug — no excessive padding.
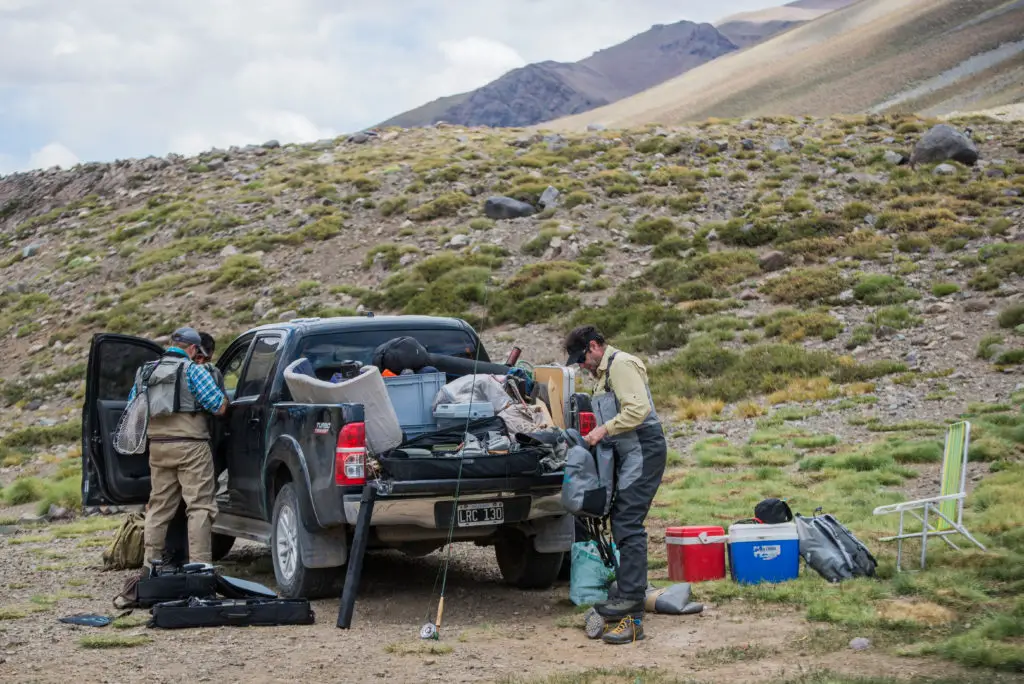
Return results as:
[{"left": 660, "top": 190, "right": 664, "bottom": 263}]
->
[
  {"left": 271, "top": 483, "right": 339, "bottom": 599},
  {"left": 494, "top": 528, "right": 564, "bottom": 590}
]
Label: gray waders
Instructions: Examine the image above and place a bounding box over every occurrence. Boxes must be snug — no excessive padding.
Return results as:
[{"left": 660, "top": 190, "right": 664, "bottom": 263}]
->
[{"left": 591, "top": 352, "right": 667, "bottom": 619}]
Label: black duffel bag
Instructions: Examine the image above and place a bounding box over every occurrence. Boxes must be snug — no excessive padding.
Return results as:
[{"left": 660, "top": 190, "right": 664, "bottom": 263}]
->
[
  {"left": 378, "top": 446, "right": 544, "bottom": 481},
  {"left": 149, "top": 597, "right": 315, "bottom": 629},
  {"left": 372, "top": 336, "right": 430, "bottom": 374}
]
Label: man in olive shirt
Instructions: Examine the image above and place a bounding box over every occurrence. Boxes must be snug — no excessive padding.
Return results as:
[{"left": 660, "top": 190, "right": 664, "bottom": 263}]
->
[{"left": 565, "top": 324, "right": 667, "bottom": 644}]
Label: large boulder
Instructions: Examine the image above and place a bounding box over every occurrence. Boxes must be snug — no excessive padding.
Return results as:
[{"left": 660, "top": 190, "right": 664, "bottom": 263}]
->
[
  {"left": 484, "top": 196, "right": 535, "bottom": 220},
  {"left": 758, "top": 250, "right": 788, "bottom": 272},
  {"left": 910, "top": 124, "right": 979, "bottom": 167}
]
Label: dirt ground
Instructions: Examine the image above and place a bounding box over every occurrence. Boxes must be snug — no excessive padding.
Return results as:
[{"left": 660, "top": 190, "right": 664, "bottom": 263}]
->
[{"left": 0, "top": 520, "right": 993, "bottom": 684}]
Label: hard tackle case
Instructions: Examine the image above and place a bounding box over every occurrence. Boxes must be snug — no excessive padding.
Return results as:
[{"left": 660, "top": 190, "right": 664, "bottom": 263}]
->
[{"left": 149, "top": 597, "right": 316, "bottom": 629}]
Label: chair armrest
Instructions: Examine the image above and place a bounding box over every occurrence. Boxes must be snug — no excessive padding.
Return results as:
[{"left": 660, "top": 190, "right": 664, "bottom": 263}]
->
[{"left": 873, "top": 492, "right": 965, "bottom": 516}]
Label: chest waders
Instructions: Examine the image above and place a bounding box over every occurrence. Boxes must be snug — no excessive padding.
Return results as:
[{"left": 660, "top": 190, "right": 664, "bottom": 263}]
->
[{"left": 590, "top": 352, "right": 668, "bottom": 615}]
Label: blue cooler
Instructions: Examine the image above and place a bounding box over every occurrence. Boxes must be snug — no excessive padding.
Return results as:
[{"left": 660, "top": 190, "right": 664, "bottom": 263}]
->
[{"left": 728, "top": 522, "right": 800, "bottom": 584}]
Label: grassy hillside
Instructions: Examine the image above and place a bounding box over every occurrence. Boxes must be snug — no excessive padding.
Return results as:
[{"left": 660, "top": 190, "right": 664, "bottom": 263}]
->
[
  {"left": 1, "top": 111, "right": 1024, "bottom": 675},
  {"left": 548, "top": 0, "right": 1024, "bottom": 129}
]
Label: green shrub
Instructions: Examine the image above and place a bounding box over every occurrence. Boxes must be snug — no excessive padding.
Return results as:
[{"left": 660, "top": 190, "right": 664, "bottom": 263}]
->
[
  {"left": 842, "top": 202, "right": 873, "bottom": 221},
  {"left": 978, "top": 334, "right": 1005, "bottom": 361},
  {"left": 521, "top": 228, "right": 563, "bottom": 256},
  {"left": 876, "top": 208, "right": 957, "bottom": 232},
  {"left": 409, "top": 192, "right": 472, "bottom": 221},
  {"left": 652, "top": 236, "right": 691, "bottom": 259},
  {"left": 831, "top": 359, "right": 906, "bottom": 383},
  {"left": 378, "top": 196, "right": 408, "bottom": 217},
  {"left": 756, "top": 309, "right": 842, "bottom": 342},
  {"left": 761, "top": 267, "right": 845, "bottom": 304},
  {"left": 867, "top": 305, "right": 921, "bottom": 330},
  {"left": 562, "top": 191, "right": 593, "bottom": 209},
  {"left": 569, "top": 286, "right": 688, "bottom": 353},
  {"left": 651, "top": 341, "right": 843, "bottom": 404},
  {"left": 671, "top": 281, "right": 715, "bottom": 302},
  {"left": 214, "top": 255, "right": 266, "bottom": 287},
  {"left": 713, "top": 218, "right": 778, "bottom": 247},
  {"left": 630, "top": 216, "right": 677, "bottom": 245},
  {"left": 853, "top": 274, "right": 920, "bottom": 305},
  {"left": 489, "top": 262, "right": 589, "bottom": 326},
  {"left": 931, "top": 282, "right": 960, "bottom": 297},
  {"left": 647, "top": 166, "right": 703, "bottom": 189},
  {"left": 997, "top": 304, "right": 1024, "bottom": 329}
]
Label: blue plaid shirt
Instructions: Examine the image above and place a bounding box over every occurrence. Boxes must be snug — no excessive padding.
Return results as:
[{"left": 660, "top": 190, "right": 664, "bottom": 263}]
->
[{"left": 128, "top": 347, "right": 226, "bottom": 413}]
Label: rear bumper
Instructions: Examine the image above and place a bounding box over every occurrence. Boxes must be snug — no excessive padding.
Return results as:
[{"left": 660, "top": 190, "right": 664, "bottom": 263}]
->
[{"left": 341, "top": 474, "right": 566, "bottom": 529}]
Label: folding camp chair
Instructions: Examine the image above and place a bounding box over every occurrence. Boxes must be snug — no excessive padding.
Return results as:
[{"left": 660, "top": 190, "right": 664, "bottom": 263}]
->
[{"left": 872, "top": 421, "right": 986, "bottom": 571}]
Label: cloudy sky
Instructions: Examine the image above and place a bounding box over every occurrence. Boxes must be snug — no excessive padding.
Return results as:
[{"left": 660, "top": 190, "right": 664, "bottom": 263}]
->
[{"left": 0, "top": 0, "right": 785, "bottom": 174}]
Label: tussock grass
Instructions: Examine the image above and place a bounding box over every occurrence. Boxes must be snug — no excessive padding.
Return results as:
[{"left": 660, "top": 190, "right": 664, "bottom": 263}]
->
[
  {"left": 673, "top": 398, "right": 725, "bottom": 421},
  {"left": 767, "top": 377, "right": 838, "bottom": 405},
  {"left": 734, "top": 401, "right": 766, "bottom": 418}
]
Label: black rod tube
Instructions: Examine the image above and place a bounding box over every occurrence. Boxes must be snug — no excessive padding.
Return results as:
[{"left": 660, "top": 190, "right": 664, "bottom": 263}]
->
[{"left": 337, "top": 482, "right": 377, "bottom": 629}]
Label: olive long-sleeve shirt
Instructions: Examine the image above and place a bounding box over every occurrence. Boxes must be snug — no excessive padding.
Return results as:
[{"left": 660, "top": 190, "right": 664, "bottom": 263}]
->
[{"left": 591, "top": 346, "right": 653, "bottom": 436}]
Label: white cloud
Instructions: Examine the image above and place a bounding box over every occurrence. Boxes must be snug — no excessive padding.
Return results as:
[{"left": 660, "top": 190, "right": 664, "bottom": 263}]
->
[
  {"left": 0, "top": 0, "right": 787, "bottom": 171},
  {"left": 28, "top": 142, "right": 79, "bottom": 170},
  {"left": 432, "top": 37, "right": 526, "bottom": 94}
]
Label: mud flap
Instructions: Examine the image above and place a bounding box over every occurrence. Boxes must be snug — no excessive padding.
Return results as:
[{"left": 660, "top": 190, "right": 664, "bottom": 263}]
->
[
  {"left": 299, "top": 522, "right": 348, "bottom": 569},
  {"left": 531, "top": 514, "right": 574, "bottom": 554}
]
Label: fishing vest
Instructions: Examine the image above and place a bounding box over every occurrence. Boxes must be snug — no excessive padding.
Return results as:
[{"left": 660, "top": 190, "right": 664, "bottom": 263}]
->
[{"left": 135, "top": 354, "right": 210, "bottom": 440}]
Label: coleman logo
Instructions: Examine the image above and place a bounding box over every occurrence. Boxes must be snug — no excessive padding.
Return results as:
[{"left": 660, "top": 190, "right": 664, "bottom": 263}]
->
[
  {"left": 753, "top": 544, "right": 781, "bottom": 561},
  {"left": 314, "top": 421, "right": 331, "bottom": 435}
]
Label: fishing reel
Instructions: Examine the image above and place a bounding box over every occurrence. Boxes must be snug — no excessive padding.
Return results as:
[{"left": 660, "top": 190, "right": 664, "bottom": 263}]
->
[{"left": 419, "top": 622, "right": 439, "bottom": 640}]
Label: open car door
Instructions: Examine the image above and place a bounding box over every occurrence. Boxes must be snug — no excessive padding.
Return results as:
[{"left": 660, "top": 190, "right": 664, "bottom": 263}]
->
[{"left": 82, "top": 333, "right": 164, "bottom": 507}]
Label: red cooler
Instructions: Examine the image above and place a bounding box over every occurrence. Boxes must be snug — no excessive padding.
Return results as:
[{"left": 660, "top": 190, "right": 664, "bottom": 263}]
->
[{"left": 666, "top": 525, "right": 727, "bottom": 582}]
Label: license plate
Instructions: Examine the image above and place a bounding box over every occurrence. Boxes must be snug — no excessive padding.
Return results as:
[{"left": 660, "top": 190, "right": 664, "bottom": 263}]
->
[{"left": 456, "top": 501, "right": 504, "bottom": 527}]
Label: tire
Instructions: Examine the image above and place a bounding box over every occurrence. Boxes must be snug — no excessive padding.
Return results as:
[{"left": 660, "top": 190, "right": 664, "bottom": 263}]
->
[
  {"left": 494, "top": 528, "right": 564, "bottom": 590},
  {"left": 557, "top": 552, "right": 572, "bottom": 581},
  {"left": 212, "top": 533, "right": 235, "bottom": 562},
  {"left": 270, "top": 483, "right": 339, "bottom": 599}
]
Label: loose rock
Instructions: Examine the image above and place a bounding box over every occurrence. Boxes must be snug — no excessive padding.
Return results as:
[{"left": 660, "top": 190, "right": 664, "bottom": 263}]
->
[
  {"left": 910, "top": 124, "right": 979, "bottom": 167},
  {"left": 484, "top": 196, "right": 535, "bottom": 220}
]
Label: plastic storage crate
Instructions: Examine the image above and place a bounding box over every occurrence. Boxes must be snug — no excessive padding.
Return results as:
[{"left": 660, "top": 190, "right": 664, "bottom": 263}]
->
[{"left": 384, "top": 372, "right": 447, "bottom": 431}]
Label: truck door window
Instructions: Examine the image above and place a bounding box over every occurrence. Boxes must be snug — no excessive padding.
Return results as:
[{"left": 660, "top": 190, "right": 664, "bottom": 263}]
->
[
  {"left": 219, "top": 343, "right": 252, "bottom": 395},
  {"left": 235, "top": 335, "right": 283, "bottom": 399}
]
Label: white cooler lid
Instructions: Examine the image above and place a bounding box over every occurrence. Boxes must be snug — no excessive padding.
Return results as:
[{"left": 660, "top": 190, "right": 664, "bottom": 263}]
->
[{"left": 728, "top": 522, "right": 799, "bottom": 542}]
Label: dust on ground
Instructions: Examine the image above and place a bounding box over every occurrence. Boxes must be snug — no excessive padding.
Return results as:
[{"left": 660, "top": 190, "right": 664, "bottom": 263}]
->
[{"left": 0, "top": 523, "right": 992, "bottom": 684}]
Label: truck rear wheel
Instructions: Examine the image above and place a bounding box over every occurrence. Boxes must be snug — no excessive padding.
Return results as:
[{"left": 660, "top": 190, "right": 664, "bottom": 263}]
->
[
  {"left": 494, "top": 528, "right": 564, "bottom": 590},
  {"left": 271, "top": 483, "right": 339, "bottom": 599}
]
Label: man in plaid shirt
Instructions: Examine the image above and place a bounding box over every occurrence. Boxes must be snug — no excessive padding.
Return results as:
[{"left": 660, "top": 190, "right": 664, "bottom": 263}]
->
[{"left": 129, "top": 326, "right": 226, "bottom": 567}]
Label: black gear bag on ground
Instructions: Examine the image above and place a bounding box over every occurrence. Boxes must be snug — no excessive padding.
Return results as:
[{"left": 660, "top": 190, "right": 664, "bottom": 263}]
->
[
  {"left": 149, "top": 597, "right": 315, "bottom": 629},
  {"left": 134, "top": 564, "right": 219, "bottom": 608}
]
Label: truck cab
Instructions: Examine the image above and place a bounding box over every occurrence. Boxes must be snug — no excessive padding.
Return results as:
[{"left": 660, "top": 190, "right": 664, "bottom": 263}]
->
[{"left": 83, "top": 315, "right": 594, "bottom": 598}]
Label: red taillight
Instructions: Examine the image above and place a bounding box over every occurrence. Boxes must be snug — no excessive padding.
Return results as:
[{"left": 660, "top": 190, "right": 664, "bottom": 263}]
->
[
  {"left": 578, "top": 412, "right": 597, "bottom": 436},
  {"left": 335, "top": 422, "right": 367, "bottom": 486}
]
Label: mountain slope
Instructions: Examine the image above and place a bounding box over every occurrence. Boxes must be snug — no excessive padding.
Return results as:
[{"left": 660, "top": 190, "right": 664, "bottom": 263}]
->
[
  {"left": 377, "top": 21, "right": 737, "bottom": 129},
  {"left": 547, "top": 0, "right": 1024, "bottom": 130},
  {"left": 716, "top": 0, "right": 860, "bottom": 47}
]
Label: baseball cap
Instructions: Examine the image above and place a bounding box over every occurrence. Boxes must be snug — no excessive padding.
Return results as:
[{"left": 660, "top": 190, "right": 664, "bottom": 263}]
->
[
  {"left": 565, "top": 346, "right": 588, "bottom": 367},
  {"left": 170, "top": 327, "right": 203, "bottom": 351}
]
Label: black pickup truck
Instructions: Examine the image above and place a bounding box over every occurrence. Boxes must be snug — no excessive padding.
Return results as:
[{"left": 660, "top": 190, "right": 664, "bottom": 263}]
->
[{"left": 82, "top": 314, "right": 594, "bottom": 598}]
